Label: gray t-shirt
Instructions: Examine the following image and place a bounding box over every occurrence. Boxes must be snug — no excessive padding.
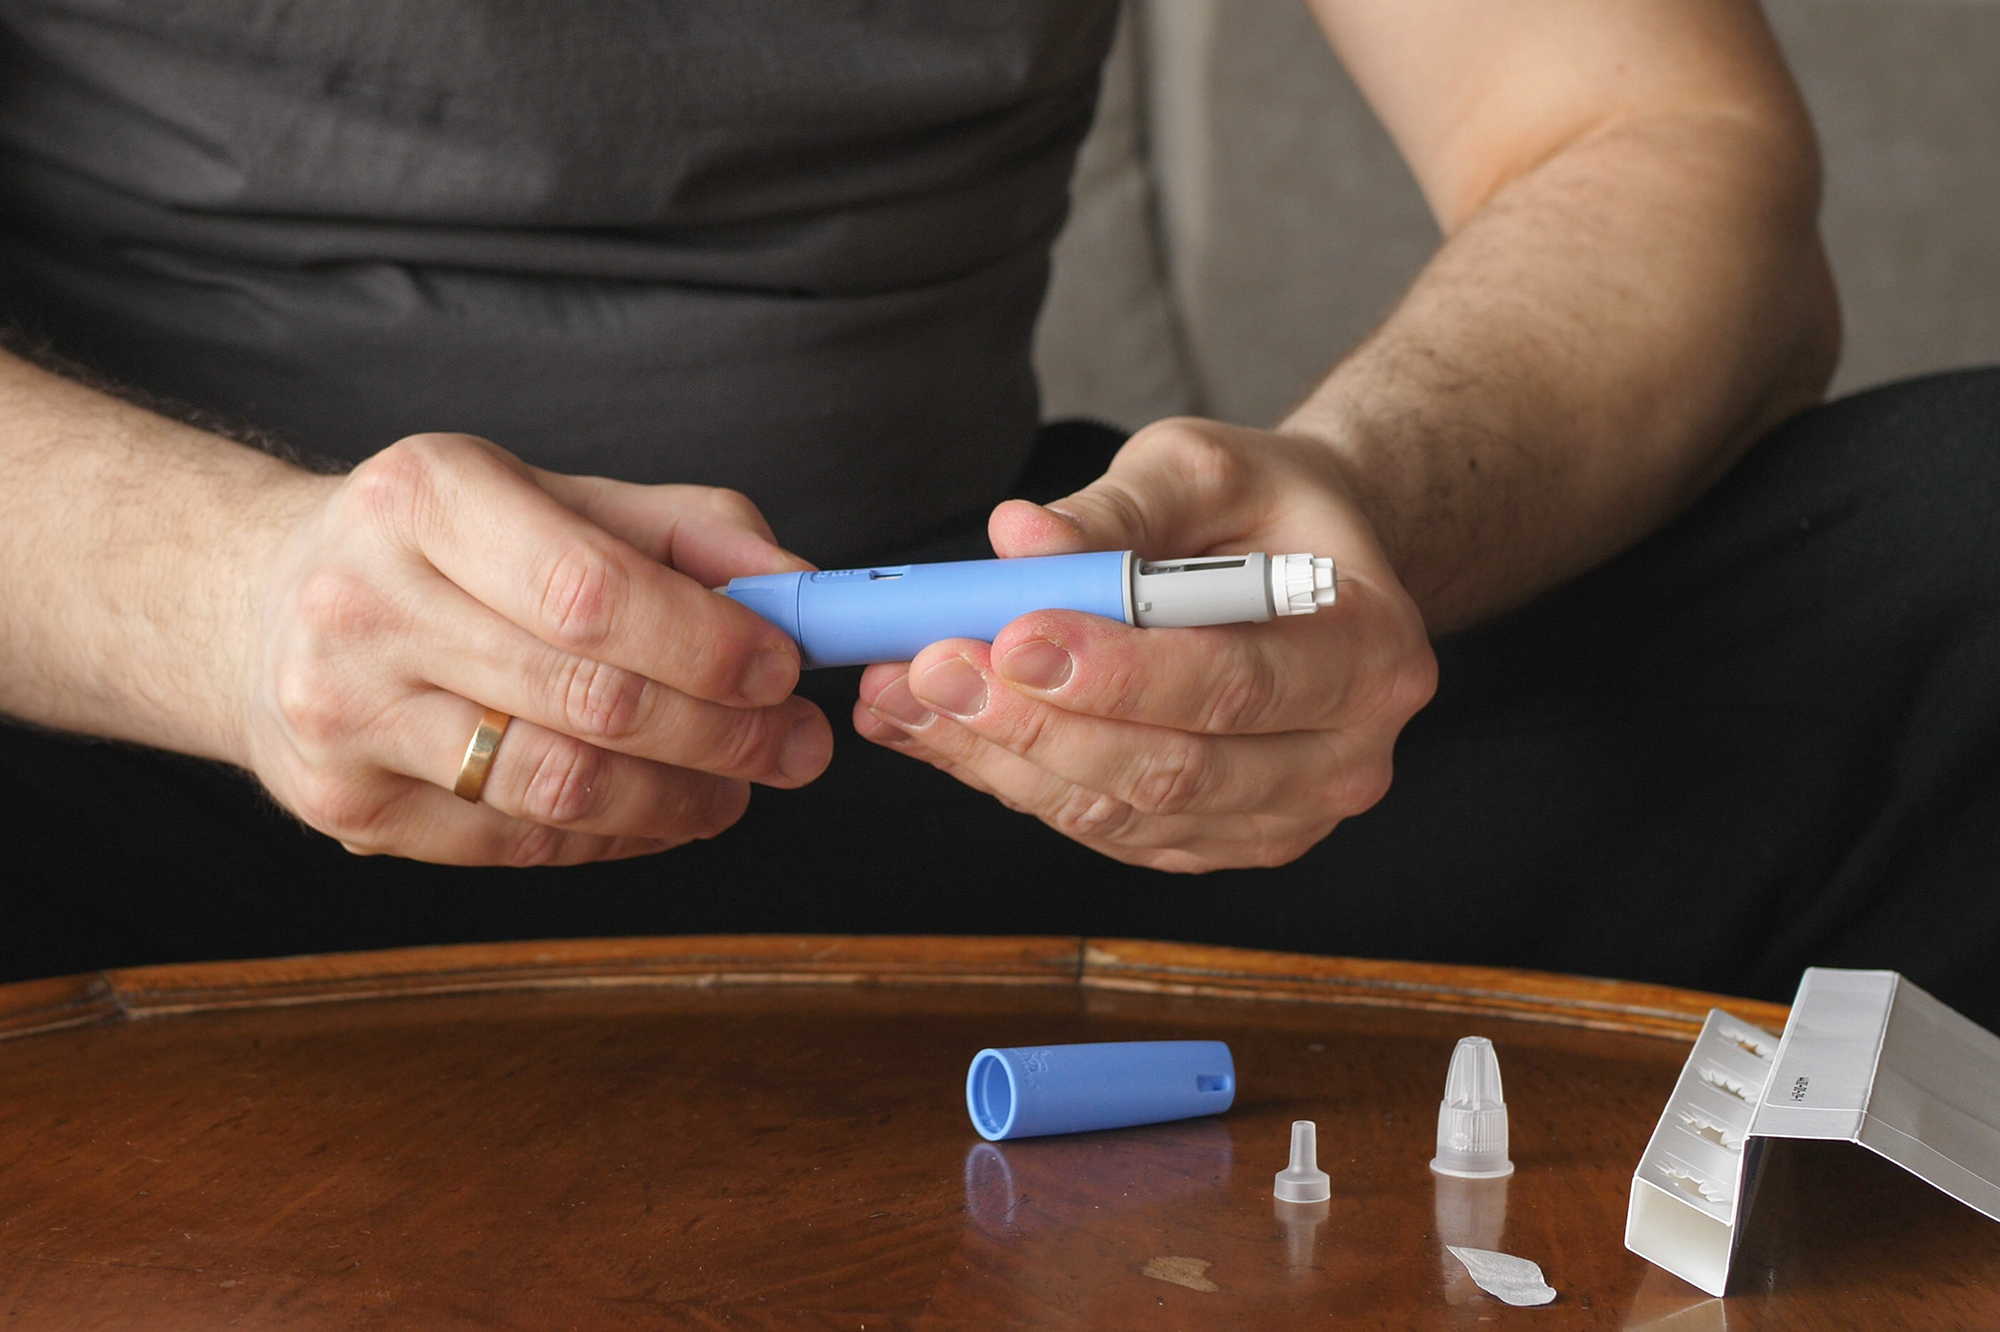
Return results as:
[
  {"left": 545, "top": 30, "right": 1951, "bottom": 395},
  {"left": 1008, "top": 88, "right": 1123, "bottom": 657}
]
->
[{"left": 0, "top": 0, "right": 1118, "bottom": 562}]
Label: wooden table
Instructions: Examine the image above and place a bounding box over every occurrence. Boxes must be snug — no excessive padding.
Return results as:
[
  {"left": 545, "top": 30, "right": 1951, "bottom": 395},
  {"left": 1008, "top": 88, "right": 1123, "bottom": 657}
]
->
[{"left": 2, "top": 937, "right": 1995, "bottom": 1329}]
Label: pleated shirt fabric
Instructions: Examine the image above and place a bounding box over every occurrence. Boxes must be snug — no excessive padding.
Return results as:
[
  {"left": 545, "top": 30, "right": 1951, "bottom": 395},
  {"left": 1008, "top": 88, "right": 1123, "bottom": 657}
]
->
[{"left": 0, "top": 0, "right": 1119, "bottom": 562}]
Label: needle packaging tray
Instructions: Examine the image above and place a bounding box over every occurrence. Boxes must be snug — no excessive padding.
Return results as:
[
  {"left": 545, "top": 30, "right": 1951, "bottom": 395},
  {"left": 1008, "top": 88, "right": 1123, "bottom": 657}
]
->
[{"left": 1626, "top": 968, "right": 2000, "bottom": 1295}]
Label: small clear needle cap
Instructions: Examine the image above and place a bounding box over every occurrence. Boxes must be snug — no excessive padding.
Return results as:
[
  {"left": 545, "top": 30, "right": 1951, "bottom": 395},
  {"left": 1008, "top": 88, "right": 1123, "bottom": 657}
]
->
[
  {"left": 1430, "top": 1036, "right": 1514, "bottom": 1178},
  {"left": 1274, "top": 1119, "right": 1332, "bottom": 1203}
]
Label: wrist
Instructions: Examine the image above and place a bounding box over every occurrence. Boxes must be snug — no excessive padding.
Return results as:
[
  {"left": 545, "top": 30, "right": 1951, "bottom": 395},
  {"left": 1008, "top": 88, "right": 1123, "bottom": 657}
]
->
[
  {"left": 0, "top": 347, "right": 351, "bottom": 766},
  {"left": 202, "top": 462, "right": 341, "bottom": 769},
  {"left": 1276, "top": 382, "right": 1497, "bottom": 636},
  {"left": 79, "top": 430, "right": 338, "bottom": 770}
]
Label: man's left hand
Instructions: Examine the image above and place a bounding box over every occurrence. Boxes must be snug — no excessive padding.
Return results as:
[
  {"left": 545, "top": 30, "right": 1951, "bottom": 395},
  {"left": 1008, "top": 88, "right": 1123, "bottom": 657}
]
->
[{"left": 854, "top": 418, "right": 1437, "bottom": 872}]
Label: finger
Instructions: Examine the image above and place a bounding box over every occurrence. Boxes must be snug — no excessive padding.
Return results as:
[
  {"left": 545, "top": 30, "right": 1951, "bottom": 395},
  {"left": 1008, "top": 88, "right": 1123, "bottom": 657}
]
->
[
  {"left": 985, "top": 607, "right": 1347, "bottom": 735},
  {"left": 852, "top": 671, "right": 1020, "bottom": 808},
  {"left": 365, "top": 436, "right": 802, "bottom": 707},
  {"left": 856, "top": 680, "right": 1290, "bottom": 869},
  {"left": 407, "top": 570, "right": 831, "bottom": 785},
  {"left": 377, "top": 689, "right": 753, "bottom": 843},
  {"left": 328, "top": 772, "right": 685, "bottom": 867},
  {"left": 859, "top": 667, "right": 1141, "bottom": 835},
  {"left": 852, "top": 697, "right": 1012, "bottom": 804},
  {"left": 869, "top": 644, "right": 1352, "bottom": 819},
  {"left": 989, "top": 420, "right": 1273, "bottom": 561},
  {"left": 536, "top": 473, "right": 816, "bottom": 586},
  {"left": 992, "top": 552, "right": 1432, "bottom": 736}
]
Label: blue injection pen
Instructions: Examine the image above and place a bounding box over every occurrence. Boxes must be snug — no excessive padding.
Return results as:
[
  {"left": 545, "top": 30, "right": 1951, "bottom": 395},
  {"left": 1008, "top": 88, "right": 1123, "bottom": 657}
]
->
[{"left": 720, "top": 550, "right": 1336, "bottom": 668}]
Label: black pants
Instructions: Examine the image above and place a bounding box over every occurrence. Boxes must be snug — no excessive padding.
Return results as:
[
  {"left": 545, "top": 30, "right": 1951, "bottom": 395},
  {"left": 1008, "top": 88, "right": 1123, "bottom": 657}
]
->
[{"left": 8, "top": 370, "right": 2000, "bottom": 1027}]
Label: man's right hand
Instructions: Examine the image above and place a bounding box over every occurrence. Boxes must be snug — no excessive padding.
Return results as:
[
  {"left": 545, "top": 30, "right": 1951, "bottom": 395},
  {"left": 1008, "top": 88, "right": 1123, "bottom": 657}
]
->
[{"left": 243, "top": 432, "right": 830, "bottom": 866}]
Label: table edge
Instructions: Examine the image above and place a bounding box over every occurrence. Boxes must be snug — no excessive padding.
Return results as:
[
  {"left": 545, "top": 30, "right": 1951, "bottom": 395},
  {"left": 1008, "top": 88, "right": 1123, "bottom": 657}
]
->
[{"left": 0, "top": 936, "right": 1790, "bottom": 1044}]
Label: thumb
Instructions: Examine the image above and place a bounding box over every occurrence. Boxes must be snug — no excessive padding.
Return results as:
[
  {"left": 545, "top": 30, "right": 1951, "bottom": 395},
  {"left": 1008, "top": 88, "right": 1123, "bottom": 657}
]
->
[
  {"left": 990, "top": 420, "right": 1261, "bottom": 560},
  {"left": 545, "top": 475, "right": 814, "bottom": 585},
  {"left": 987, "top": 496, "right": 1105, "bottom": 558}
]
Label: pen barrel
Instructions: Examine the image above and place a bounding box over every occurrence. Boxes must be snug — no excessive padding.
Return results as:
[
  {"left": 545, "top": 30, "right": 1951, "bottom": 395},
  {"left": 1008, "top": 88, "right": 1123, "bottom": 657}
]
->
[
  {"left": 965, "top": 1040, "right": 1237, "bottom": 1141},
  {"left": 723, "top": 550, "right": 1130, "bottom": 668},
  {"left": 1130, "top": 553, "right": 1275, "bottom": 628}
]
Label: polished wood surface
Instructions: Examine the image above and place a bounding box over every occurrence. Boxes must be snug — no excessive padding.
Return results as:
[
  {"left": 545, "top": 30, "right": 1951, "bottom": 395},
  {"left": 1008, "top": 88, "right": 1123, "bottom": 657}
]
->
[{"left": 0, "top": 937, "right": 1991, "bottom": 1329}]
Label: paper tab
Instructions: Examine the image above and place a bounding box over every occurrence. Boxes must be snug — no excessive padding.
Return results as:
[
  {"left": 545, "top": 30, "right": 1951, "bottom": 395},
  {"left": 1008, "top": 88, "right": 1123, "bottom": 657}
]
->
[{"left": 1446, "top": 1245, "right": 1557, "bottom": 1306}]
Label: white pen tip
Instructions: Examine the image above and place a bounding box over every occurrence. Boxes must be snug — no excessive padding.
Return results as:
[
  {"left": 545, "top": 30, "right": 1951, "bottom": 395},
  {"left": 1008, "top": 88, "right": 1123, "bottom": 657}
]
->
[{"left": 1271, "top": 554, "right": 1337, "bottom": 617}]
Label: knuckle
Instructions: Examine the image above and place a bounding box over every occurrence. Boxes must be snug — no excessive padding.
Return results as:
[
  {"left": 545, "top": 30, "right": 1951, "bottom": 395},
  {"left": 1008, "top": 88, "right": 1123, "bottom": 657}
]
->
[
  {"left": 271, "top": 665, "right": 355, "bottom": 752},
  {"left": 275, "top": 569, "right": 396, "bottom": 750},
  {"left": 704, "top": 487, "right": 767, "bottom": 529},
  {"left": 695, "top": 779, "right": 750, "bottom": 837},
  {"left": 293, "top": 777, "right": 393, "bottom": 845},
  {"left": 536, "top": 542, "right": 628, "bottom": 654},
  {"left": 992, "top": 788, "right": 1037, "bottom": 816},
  {"left": 1088, "top": 659, "right": 1147, "bottom": 721},
  {"left": 991, "top": 695, "right": 1055, "bottom": 755},
  {"left": 384, "top": 430, "right": 496, "bottom": 470},
  {"left": 346, "top": 439, "right": 439, "bottom": 535},
  {"left": 1133, "top": 419, "right": 1248, "bottom": 497},
  {"left": 552, "top": 655, "right": 653, "bottom": 741},
  {"left": 291, "top": 566, "right": 392, "bottom": 651},
  {"left": 518, "top": 735, "right": 609, "bottom": 826},
  {"left": 1198, "top": 661, "right": 1276, "bottom": 734},
  {"left": 707, "top": 709, "right": 780, "bottom": 775},
  {"left": 506, "top": 821, "right": 568, "bottom": 868},
  {"left": 1142, "top": 847, "right": 1217, "bottom": 874},
  {"left": 1350, "top": 618, "right": 1437, "bottom": 726},
  {"left": 690, "top": 643, "right": 756, "bottom": 703},
  {"left": 1248, "top": 834, "right": 1322, "bottom": 870},
  {"left": 1330, "top": 757, "right": 1394, "bottom": 817},
  {"left": 1047, "top": 786, "right": 1141, "bottom": 842},
  {"left": 1083, "top": 484, "right": 1154, "bottom": 549},
  {"left": 1125, "top": 739, "right": 1209, "bottom": 816},
  {"left": 1391, "top": 646, "right": 1441, "bottom": 720}
]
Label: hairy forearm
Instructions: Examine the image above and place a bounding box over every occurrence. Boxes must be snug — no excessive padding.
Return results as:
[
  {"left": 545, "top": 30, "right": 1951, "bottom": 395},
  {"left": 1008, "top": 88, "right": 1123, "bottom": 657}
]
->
[
  {"left": 0, "top": 351, "right": 327, "bottom": 762},
  {"left": 1283, "top": 111, "right": 1839, "bottom": 634}
]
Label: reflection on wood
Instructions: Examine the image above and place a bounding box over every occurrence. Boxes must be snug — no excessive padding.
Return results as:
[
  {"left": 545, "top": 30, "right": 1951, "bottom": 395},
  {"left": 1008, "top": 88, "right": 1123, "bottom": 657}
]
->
[
  {"left": 931, "top": 1121, "right": 1235, "bottom": 1325},
  {"left": 1625, "top": 1265, "right": 1731, "bottom": 1331},
  {"left": 1734, "top": 1137, "right": 2000, "bottom": 1311},
  {"left": 1434, "top": 1173, "right": 1509, "bottom": 1305},
  {"left": 1275, "top": 1196, "right": 1330, "bottom": 1274}
]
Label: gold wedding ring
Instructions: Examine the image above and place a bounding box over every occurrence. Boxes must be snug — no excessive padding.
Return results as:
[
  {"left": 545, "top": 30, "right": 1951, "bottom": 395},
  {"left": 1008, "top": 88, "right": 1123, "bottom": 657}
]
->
[{"left": 453, "top": 707, "right": 513, "bottom": 803}]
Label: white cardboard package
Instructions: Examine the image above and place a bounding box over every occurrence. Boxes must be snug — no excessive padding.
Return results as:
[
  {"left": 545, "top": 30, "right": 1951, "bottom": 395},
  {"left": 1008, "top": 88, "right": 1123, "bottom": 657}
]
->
[{"left": 1624, "top": 967, "right": 2000, "bottom": 1296}]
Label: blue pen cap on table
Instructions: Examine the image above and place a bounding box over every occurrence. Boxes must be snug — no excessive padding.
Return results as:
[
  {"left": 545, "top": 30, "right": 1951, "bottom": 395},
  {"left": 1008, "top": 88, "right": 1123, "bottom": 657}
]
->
[{"left": 965, "top": 1040, "right": 1236, "bottom": 1141}]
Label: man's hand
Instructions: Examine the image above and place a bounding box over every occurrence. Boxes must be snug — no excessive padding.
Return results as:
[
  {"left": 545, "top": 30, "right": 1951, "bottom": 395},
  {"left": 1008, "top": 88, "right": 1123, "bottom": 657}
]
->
[
  {"left": 245, "top": 433, "right": 831, "bottom": 865},
  {"left": 845, "top": 0, "right": 1835, "bottom": 871},
  {"left": 854, "top": 419, "right": 1436, "bottom": 872}
]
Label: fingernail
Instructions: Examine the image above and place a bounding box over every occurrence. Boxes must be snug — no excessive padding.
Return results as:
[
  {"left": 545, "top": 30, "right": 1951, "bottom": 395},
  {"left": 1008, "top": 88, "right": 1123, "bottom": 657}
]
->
[
  {"left": 914, "top": 656, "right": 988, "bottom": 719},
  {"left": 741, "top": 646, "right": 796, "bottom": 704},
  {"left": 869, "top": 674, "right": 934, "bottom": 729},
  {"left": 1043, "top": 504, "right": 1089, "bottom": 533},
  {"left": 998, "top": 638, "right": 1073, "bottom": 691},
  {"left": 777, "top": 713, "right": 830, "bottom": 784}
]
